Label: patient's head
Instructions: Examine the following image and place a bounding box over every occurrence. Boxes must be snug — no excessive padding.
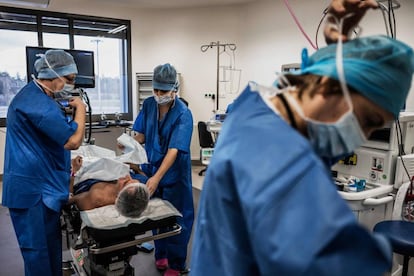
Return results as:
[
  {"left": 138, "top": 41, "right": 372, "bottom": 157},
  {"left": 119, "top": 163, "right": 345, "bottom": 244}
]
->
[{"left": 115, "top": 181, "right": 150, "bottom": 218}]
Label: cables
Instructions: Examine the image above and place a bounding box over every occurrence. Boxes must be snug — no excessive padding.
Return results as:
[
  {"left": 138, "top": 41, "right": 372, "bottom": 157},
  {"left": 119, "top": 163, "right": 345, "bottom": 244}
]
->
[
  {"left": 282, "top": 0, "right": 318, "bottom": 50},
  {"left": 377, "top": 0, "right": 399, "bottom": 38},
  {"left": 394, "top": 118, "right": 414, "bottom": 199},
  {"left": 375, "top": 0, "right": 413, "bottom": 201},
  {"left": 285, "top": 0, "right": 400, "bottom": 50},
  {"left": 79, "top": 88, "right": 92, "bottom": 144},
  {"left": 315, "top": 7, "right": 329, "bottom": 50}
]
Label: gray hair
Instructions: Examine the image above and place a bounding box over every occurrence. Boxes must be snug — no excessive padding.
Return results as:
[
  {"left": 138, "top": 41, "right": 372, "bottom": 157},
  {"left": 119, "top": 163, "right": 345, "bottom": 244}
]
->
[{"left": 115, "top": 182, "right": 149, "bottom": 218}]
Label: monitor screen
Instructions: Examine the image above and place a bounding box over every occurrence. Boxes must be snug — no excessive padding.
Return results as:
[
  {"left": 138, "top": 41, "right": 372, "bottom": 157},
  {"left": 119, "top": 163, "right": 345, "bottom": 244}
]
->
[
  {"left": 26, "top": 46, "right": 95, "bottom": 88},
  {"left": 281, "top": 63, "right": 301, "bottom": 73}
]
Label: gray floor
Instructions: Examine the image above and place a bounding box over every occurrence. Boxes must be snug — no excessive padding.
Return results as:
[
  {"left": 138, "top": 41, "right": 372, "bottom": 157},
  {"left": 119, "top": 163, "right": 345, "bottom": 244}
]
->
[{"left": 0, "top": 165, "right": 205, "bottom": 276}]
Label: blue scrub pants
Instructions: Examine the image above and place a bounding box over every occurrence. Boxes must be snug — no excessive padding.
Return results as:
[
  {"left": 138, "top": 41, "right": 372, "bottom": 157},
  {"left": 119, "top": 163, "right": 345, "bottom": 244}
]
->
[
  {"left": 9, "top": 201, "right": 62, "bottom": 276},
  {"left": 153, "top": 185, "right": 194, "bottom": 271}
]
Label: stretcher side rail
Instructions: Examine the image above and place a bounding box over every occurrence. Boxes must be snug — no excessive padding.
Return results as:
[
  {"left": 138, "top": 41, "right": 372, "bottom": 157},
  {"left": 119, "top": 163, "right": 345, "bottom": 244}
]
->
[
  {"left": 61, "top": 204, "right": 83, "bottom": 249},
  {"left": 89, "top": 223, "right": 182, "bottom": 254}
]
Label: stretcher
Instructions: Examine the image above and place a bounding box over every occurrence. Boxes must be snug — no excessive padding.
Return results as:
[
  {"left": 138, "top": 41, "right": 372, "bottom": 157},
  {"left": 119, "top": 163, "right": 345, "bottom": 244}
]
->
[{"left": 61, "top": 198, "right": 182, "bottom": 276}]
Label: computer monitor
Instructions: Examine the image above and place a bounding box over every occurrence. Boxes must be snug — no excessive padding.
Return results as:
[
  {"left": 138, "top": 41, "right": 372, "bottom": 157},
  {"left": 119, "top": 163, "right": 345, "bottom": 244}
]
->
[{"left": 26, "top": 46, "right": 95, "bottom": 88}]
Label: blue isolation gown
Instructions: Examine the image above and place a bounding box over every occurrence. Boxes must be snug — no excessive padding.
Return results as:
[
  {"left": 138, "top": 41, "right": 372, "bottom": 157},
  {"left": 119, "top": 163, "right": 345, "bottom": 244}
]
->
[
  {"left": 190, "top": 83, "right": 392, "bottom": 276},
  {"left": 132, "top": 96, "right": 194, "bottom": 271},
  {"left": 2, "top": 81, "right": 78, "bottom": 276}
]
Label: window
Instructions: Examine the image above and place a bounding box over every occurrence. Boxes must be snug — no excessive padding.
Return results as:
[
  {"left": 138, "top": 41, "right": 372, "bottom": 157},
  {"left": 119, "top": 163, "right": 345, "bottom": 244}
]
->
[
  {"left": 0, "top": 6, "right": 132, "bottom": 126},
  {"left": 0, "top": 29, "right": 37, "bottom": 118},
  {"left": 42, "top": 16, "right": 70, "bottom": 48},
  {"left": 74, "top": 35, "right": 127, "bottom": 114},
  {"left": 43, "top": 33, "right": 69, "bottom": 49}
]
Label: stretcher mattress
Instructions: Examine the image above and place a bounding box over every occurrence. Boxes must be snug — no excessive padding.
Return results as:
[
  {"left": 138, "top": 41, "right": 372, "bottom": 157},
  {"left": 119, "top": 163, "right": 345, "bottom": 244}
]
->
[{"left": 80, "top": 198, "right": 181, "bottom": 242}]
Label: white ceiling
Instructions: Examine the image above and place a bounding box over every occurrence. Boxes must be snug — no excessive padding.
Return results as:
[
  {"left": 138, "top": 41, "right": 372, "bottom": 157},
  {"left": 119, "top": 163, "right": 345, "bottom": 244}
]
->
[{"left": 98, "top": 0, "right": 261, "bottom": 9}]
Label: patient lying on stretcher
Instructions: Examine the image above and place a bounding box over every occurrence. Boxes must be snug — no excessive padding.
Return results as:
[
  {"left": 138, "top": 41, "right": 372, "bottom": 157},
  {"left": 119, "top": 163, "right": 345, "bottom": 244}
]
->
[{"left": 68, "top": 156, "right": 149, "bottom": 218}]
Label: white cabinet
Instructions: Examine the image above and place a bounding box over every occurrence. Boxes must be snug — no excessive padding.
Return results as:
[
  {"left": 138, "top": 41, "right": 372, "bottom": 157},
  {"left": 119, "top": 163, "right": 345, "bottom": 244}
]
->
[
  {"left": 136, "top": 73, "right": 154, "bottom": 112},
  {"left": 136, "top": 72, "right": 182, "bottom": 111}
]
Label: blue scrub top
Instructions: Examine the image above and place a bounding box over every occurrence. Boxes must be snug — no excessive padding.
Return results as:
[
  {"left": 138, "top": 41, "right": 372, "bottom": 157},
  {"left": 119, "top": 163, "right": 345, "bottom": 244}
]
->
[
  {"left": 2, "top": 81, "right": 78, "bottom": 212},
  {"left": 133, "top": 96, "right": 193, "bottom": 187},
  {"left": 134, "top": 96, "right": 194, "bottom": 270},
  {"left": 190, "top": 83, "right": 391, "bottom": 276}
]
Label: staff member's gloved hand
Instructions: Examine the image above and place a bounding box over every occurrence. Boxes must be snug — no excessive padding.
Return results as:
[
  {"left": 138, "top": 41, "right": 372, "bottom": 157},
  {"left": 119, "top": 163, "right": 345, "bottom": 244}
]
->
[
  {"left": 324, "top": 0, "right": 378, "bottom": 44},
  {"left": 69, "top": 96, "right": 86, "bottom": 110},
  {"left": 146, "top": 176, "right": 161, "bottom": 196}
]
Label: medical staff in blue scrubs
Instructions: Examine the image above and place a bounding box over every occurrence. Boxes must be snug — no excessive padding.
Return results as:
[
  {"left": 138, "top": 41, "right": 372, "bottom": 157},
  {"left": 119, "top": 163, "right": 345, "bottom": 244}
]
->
[
  {"left": 191, "top": 1, "right": 414, "bottom": 275},
  {"left": 2, "top": 49, "right": 86, "bottom": 276},
  {"left": 131, "top": 63, "right": 194, "bottom": 276}
]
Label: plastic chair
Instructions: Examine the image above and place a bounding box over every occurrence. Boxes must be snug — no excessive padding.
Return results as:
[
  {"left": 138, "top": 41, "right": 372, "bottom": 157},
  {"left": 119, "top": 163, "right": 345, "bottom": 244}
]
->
[
  {"left": 373, "top": 181, "right": 414, "bottom": 276},
  {"left": 373, "top": 221, "right": 414, "bottom": 276},
  {"left": 197, "top": 121, "right": 214, "bottom": 176}
]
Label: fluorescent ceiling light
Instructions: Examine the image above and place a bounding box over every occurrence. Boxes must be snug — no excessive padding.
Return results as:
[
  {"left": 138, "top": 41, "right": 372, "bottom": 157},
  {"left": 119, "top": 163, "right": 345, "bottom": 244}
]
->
[
  {"left": 108, "top": 25, "right": 127, "bottom": 34},
  {"left": 0, "top": 0, "right": 50, "bottom": 8}
]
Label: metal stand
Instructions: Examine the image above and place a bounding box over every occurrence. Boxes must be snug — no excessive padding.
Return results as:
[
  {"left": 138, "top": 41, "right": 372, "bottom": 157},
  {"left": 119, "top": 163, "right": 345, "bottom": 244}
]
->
[{"left": 200, "top": 41, "right": 236, "bottom": 111}]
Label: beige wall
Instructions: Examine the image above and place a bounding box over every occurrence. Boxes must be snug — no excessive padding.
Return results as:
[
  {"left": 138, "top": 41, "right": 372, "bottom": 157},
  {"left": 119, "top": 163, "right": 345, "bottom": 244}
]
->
[
  {"left": 39, "top": 0, "right": 414, "bottom": 116},
  {"left": 1, "top": 0, "right": 414, "bottom": 166}
]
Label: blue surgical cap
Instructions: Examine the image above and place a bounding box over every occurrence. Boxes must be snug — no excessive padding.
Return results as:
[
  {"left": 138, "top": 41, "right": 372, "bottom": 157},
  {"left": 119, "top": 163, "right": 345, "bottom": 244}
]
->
[
  {"left": 153, "top": 63, "right": 178, "bottom": 91},
  {"left": 35, "top": 49, "right": 78, "bottom": 79},
  {"left": 300, "top": 35, "right": 414, "bottom": 118}
]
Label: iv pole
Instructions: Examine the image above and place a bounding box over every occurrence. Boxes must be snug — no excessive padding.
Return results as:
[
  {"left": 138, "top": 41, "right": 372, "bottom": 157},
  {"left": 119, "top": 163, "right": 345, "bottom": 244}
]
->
[{"left": 201, "top": 41, "right": 237, "bottom": 111}]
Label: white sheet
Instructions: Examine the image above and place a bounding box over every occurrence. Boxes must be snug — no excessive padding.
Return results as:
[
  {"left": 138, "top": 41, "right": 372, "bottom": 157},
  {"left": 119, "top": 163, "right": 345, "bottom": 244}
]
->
[
  {"left": 80, "top": 198, "right": 182, "bottom": 230},
  {"left": 71, "top": 144, "right": 116, "bottom": 160},
  {"left": 116, "top": 133, "right": 148, "bottom": 164},
  {"left": 74, "top": 157, "right": 130, "bottom": 185},
  {"left": 71, "top": 140, "right": 148, "bottom": 186}
]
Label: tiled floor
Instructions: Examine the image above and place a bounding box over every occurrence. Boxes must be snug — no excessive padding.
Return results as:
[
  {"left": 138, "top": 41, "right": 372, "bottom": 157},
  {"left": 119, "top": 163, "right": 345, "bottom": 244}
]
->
[{"left": 191, "top": 165, "right": 205, "bottom": 190}]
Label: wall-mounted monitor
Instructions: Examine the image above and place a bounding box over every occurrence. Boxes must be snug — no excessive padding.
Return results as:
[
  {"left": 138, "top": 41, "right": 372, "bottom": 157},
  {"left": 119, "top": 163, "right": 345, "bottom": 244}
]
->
[
  {"left": 281, "top": 63, "right": 301, "bottom": 73},
  {"left": 26, "top": 46, "right": 95, "bottom": 88}
]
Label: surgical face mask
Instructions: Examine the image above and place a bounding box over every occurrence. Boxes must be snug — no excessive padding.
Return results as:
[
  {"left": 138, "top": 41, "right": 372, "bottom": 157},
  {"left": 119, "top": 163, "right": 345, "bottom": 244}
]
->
[
  {"left": 153, "top": 73, "right": 179, "bottom": 105},
  {"left": 55, "top": 82, "right": 75, "bottom": 99},
  {"left": 154, "top": 92, "right": 174, "bottom": 105},
  {"left": 294, "top": 100, "right": 367, "bottom": 159},
  {"left": 283, "top": 15, "right": 367, "bottom": 160},
  {"left": 285, "top": 93, "right": 367, "bottom": 160}
]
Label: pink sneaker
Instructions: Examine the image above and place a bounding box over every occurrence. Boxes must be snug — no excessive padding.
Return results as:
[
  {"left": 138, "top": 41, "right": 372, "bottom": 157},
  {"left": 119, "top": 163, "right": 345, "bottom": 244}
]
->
[
  {"left": 164, "top": 268, "right": 181, "bottom": 276},
  {"left": 155, "top": 258, "right": 168, "bottom": 270}
]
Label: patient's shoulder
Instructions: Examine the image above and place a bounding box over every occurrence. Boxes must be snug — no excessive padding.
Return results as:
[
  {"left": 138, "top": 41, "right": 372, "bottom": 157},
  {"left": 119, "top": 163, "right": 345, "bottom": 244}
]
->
[{"left": 90, "top": 183, "right": 118, "bottom": 208}]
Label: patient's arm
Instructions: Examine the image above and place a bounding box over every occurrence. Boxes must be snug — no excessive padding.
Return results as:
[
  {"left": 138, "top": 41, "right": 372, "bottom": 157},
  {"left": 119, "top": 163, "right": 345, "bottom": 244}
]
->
[
  {"left": 71, "top": 156, "right": 83, "bottom": 173},
  {"left": 69, "top": 156, "right": 83, "bottom": 193},
  {"left": 68, "top": 192, "right": 97, "bottom": 211}
]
